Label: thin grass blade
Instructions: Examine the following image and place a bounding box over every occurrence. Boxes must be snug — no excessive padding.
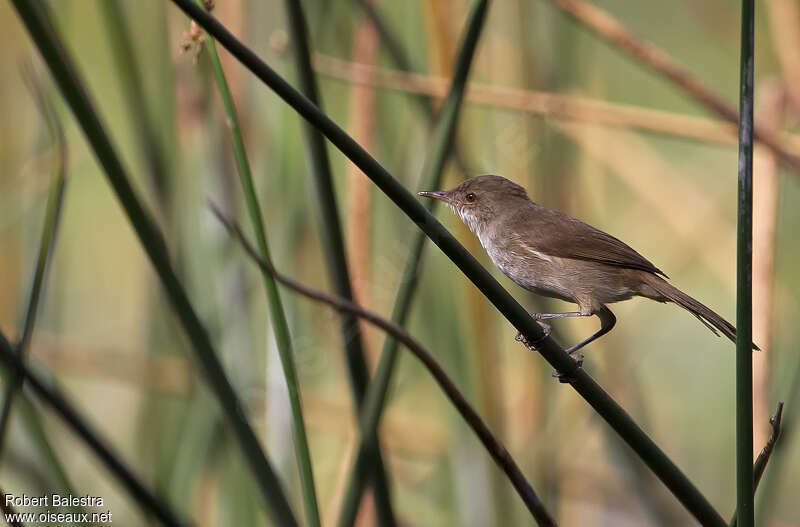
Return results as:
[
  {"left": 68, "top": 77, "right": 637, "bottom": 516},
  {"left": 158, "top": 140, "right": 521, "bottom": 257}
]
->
[
  {"left": 195, "top": 1, "right": 320, "bottom": 524},
  {"left": 16, "top": 392, "right": 85, "bottom": 518},
  {"left": 0, "top": 64, "right": 85, "bottom": 520},
  {"left": 99, "top": 0, "right": 171, "bottom": 208},
  {"left": 0, "top": 64, "right": 67, "bottom": 460}
]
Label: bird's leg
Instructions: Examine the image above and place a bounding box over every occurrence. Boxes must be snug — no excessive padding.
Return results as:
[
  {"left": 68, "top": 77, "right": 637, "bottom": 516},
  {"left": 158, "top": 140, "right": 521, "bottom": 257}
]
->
[
  {"left": 553, "top": 307, "right": 617, "bottom": 383},
  {"left": 515, "top": 311, "right": 590, "bottom": 350},
  {"left": 532, "top": 312, "right": 592, "bottom": 320},
  {"left": 563, "top": 307, "right": 616, "bottom": 355},
  {"left": 518, "top": 312, "right": 589, "bottom": 350}
]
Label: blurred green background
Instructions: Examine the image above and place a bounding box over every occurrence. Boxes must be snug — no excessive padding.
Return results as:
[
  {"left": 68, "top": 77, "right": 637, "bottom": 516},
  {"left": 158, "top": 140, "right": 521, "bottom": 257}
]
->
[{"left": 0, "top": 0, "right": 798, "bottom": 525}]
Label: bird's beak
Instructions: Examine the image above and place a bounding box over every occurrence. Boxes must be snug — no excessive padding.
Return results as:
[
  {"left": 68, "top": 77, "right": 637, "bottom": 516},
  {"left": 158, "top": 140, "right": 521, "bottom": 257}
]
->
[{"left": 418, "top": 190, "right": 450, "bottom": 203}]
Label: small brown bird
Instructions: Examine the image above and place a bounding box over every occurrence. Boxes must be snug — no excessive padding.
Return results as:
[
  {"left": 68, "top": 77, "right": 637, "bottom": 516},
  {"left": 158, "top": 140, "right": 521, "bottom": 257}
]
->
[{"left": 420, "top": 175, "right": 757, "bottom": 359}]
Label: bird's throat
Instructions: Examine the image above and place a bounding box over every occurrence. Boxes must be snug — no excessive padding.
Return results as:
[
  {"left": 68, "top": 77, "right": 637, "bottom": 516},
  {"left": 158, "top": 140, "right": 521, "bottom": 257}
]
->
[{"left": 454, "top": 207, "right": 487, "bottom": 239}]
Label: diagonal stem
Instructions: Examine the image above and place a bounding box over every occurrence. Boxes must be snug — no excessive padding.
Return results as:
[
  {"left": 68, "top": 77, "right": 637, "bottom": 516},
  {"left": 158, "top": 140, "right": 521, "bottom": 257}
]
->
[
  {"left": 755, "top": 354, "right": 800, "bottom": 523},
  {"left": 730, "top": 402, "right": 783, "bottom": 527},
  {"left": 0, "top": 485, "right": 23, "bottom": 527},
  {"left": 752, "top": 403, "right": 784, "bottom": 490},
  {"left": 0, "top": 65, "right": 85, "bottom": 519},
  {"left": 543, "top": 0, "right": 800, "bottom": 172},
  {"left": 0, "top": 64, "right": 67, "bottom": 461},
  {"left": 99, "top": 0, "right": 171, "bottom": 209},
  {"left": 311, "top": 53, "right": 800, "bottom": 151},
  {"left": 0, "top": 332, "right": 190, "bottom": 527},
  {"left": 211, "top": 203, "right": 557, "bottom": 527}
]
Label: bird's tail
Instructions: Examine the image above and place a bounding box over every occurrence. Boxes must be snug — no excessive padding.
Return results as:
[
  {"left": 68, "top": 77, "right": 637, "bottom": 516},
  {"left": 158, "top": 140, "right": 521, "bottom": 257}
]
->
[{"left": 641, "top": 273, "right": 759, "bottom": 350}]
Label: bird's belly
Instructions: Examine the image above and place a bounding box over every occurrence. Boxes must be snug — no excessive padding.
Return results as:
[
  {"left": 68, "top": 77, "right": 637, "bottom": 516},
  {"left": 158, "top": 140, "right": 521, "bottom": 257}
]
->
[
  {"left": 503, "top": 264, "right": 578, "bottom": 304},
  {"left": 485, "top": 243, "right": 641, "bottom": 309},
  {"left": 485, "top": 245, "right": 576, "bottom": 303}
]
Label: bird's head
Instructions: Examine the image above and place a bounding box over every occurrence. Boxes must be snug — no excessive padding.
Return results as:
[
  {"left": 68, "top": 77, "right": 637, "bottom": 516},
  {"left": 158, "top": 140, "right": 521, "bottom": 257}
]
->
[{"left": 419, "top": 175, "right": 528, "bottom": 234}]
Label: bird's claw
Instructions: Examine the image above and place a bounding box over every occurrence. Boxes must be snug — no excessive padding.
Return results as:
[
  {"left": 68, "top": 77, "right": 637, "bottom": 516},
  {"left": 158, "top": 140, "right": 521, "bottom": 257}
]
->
[
  {"left": 515, "top": 321, "right": 552, "bottom": 351},
  {"left": 552, "top": 353, "right": 585, "bottom": 383}
]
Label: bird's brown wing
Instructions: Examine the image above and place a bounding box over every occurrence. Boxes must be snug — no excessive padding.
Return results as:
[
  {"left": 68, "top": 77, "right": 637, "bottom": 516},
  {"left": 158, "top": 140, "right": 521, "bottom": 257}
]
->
[{"left": 510, "top": 205, "right": 668, "bottom": 277}]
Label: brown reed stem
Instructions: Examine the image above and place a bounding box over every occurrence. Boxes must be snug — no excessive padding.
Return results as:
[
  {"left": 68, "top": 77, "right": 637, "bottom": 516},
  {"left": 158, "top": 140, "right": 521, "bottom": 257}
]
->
[
  {"left": 544, "top": 0, "right": 800, "bottom": 172},
  {"left": 312, "top": 53, "right": 800, "bottom": 155}
]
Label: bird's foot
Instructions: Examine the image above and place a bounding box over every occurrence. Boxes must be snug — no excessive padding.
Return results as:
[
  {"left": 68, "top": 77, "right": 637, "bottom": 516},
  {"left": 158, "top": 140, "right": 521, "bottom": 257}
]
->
[
  {"left": 552, "top": 353, "right": 585, "bottom": 384},
  {"left": 515, "top": 321, "right": 551, "bottom": 351}
]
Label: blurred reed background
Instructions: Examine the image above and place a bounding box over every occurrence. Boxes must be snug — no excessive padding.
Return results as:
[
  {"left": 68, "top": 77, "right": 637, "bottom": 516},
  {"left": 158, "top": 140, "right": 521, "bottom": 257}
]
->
[{"left": 0, "top": 0, "right": 798, "bottom": 525}]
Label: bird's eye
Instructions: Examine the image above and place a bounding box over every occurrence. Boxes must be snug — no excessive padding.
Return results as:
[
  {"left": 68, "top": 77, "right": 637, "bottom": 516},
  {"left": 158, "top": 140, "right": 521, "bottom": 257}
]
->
[{"left": 465, "top": 192, "right": 476, "bottom": 202}]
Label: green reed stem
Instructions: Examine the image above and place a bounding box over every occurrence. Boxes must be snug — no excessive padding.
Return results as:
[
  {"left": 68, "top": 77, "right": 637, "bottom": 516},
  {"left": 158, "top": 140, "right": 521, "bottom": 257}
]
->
[
  {"left": 195, "top": 1, "right": 320, "bottom": 525},
  {"left": 0, "top": 65, "right": 85, "bottom": 519},
  {"left": 0, "top": 64, "right": 67, "bottom": 461},
  {"left": 16, "top": 392, "right": 86, "bottom": 518},
  {"left": 734, "top": 1, "right": 755, "bottom": 526},
  {"left": 281, "top": 0, "right": 396, "bottom": 522},
  {"left": 352, "top": 0, "right": 472, "bottom": 173},
  {"left": 99, "top": 0, "right": 170, "bottom": 208},
  {"left": 337, "top": 1, "right": 489, "bottom": 525}
]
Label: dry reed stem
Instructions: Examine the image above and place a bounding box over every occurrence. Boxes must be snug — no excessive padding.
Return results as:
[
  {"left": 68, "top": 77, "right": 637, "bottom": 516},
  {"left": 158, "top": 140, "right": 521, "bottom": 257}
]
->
[
  {"left": 0, "top": 247, "right": 19, "bottom": 332},
  {"left": 263, "top": 400, "right": 449, "bottom": 457},
  {"left": 214, "top": 0, "right": 244, "bottom": 109},
  {"left": 544, "top": 0, "right": 800, "bottom": 172},
  {"left": 27, "top": 332, "right": 451, "bottom": 454},
  {"left": 425, "top": 0, "right": 455, "bottom": 76},
  {"left": 752, "top": 80, "right": 783, "bottom": 454},
  {"left": 556, "top": 122, "right": 737, "bottom": 293},
  {"left": 344, "top": 13, "right": 381, "bottom": 527},
  {"left": 475, "top": 6, "right": 517, "bottom": 524},
  {"left": 765, "top": 0, "right": 800, "bottom": 114},
  {"left": 29, "top": 333, "right": 194, "bottom": 394},
  {"left": 423, "top": 4, "right": 511, "bottom": 523},
  {"left": 313, "top": 53, "right": 800, "bottom": 156},
  {"left": 324, "top": 423, "right": 357, "bottom": 527},
  {"left": 345, "top": 10, "right": 378, "bottom": 363}
]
